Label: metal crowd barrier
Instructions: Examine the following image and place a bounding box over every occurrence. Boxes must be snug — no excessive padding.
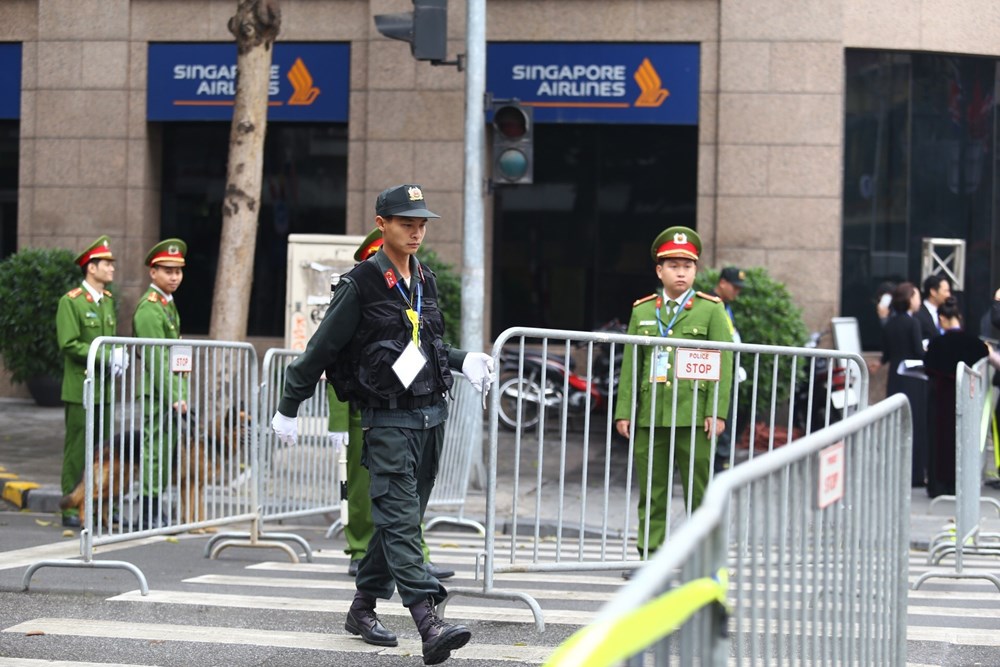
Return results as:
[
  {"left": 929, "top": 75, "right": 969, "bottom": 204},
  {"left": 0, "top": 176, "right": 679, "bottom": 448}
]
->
[
  {"left": 544, "top": 394, "right": 912, "bottom": 667},
  {"left": 916, "top": 357, "right": 1000, "bottom": 590},
  {"left": 443, "top": 326, "right": 869, "bottom": 631},
  {"left": 22, "top": 336, "right": 282, "bottom": 594}
]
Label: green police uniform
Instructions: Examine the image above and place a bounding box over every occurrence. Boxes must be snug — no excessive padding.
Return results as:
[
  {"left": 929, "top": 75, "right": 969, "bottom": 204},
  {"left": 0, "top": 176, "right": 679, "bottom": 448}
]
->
[
  {"left": 614, "top": 227, "right": 734, "bottom": 557},
  {"left": 56, "top": 236, "right": 118, "bottom": 518},
  {"left": 132, "top": 238, "right": 188, "bottom": 501}
]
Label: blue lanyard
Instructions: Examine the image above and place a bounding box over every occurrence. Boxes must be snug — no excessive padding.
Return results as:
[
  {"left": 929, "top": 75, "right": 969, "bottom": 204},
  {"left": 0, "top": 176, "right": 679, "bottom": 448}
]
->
[
  {"left": 395, "top": 278, "right": 423, "bottom": 339},
  {"left": 655, "top": 288, "right": 692, "bottom": 336}
]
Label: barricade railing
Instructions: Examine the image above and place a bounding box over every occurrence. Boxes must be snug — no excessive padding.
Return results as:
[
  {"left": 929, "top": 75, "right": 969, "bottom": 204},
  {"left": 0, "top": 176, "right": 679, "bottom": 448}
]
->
[
  {"left": 543, "top": 393, "right": 911, "bottom": 666},
  {"left": 916, "top": 357, "right": 1000, "bottom": 590},
  {"left": 22, "top": 336, "right": 287, "bottom": 594},
  {"left": 443, "top": 326, "right": 869, "bottom": 631}
]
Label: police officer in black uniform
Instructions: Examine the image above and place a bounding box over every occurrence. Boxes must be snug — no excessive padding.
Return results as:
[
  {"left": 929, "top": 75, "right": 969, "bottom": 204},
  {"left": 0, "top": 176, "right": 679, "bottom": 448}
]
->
[{"left": 271, "top": 184, "right": 493, "bottom": 666}]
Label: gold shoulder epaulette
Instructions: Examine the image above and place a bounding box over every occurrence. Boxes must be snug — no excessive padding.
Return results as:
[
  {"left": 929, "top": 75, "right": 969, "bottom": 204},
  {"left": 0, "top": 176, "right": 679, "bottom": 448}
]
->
[
  {"left": 633, "top": 293, "right": 657, "bottom": 307},
  {"left": 696, "top": 291, "right": 721, "bottom": 303},
  {"left": 66, "top": 287, "right": 83, "bottom": 298},
  {"left": 103, "top": 289, "right": 113, "bottom": 298},
  {"left": 147, "top": 292, "right": 159, "bottom": 302}
]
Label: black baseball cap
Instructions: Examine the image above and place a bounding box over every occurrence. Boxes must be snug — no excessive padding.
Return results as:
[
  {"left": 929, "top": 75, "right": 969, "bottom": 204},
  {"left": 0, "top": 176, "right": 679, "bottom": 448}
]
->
[
  {"left": 375, "top": 184, "right": 440, "bottom": 219},
  {"left": 720, "top": 267, "right": 746, "bottom": 287}
]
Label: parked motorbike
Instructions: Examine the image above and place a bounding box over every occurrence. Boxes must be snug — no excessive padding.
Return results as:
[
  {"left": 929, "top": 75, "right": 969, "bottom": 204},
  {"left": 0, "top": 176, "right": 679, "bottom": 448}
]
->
[
  {"left": 497, "top": 321, "right": 625, "bottom": 432},
  {"left": 791, "top": 330, "right": 854, "bottom": 433}
]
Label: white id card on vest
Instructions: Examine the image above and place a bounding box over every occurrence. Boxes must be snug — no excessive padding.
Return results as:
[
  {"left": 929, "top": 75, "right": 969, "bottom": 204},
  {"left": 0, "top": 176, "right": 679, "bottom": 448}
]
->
[{"left": 392, "top": 340, "right": 428, "bottom": 390}]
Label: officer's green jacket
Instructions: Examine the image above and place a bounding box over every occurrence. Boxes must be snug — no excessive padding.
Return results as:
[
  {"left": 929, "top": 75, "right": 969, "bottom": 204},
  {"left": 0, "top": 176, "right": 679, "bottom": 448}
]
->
[
  {"left": 56, "top": 284, "right": 117, "bottom": 403},
  {"left": 614, "top": 289, "right": 734, "bottom": 428},
  {"left": 132, "top": 286, "right": 187, "bottom": 401}
]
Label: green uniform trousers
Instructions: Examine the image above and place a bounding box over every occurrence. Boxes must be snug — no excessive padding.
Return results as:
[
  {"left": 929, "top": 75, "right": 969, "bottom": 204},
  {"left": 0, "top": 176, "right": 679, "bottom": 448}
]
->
[
  {"left": 61, "top": 402, "right": 109, "bottom": 517},
  {"left": 332, "top": 396, "right": 431, "bottom": 563},
  {"left": 344, "top": 414, "right": 432, "bottom": 563},
  {"left": 141, "top": 396, "right": 177, "bottom": 497},
  {"left": 634, "top": 425, "right": 712, "bottom": 556},
  {"left": 355, "top": 424, "right": 446, "bottom": 607}
]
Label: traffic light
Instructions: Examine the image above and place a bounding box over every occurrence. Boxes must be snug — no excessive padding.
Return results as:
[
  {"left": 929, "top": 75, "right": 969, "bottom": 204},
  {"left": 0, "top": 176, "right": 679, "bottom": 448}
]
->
[
  {"left": 492, "top": 101, "right": 533, "bottom": 185},
  {"left": 374, "top": 0, "right": 448, "bottom": 62}
]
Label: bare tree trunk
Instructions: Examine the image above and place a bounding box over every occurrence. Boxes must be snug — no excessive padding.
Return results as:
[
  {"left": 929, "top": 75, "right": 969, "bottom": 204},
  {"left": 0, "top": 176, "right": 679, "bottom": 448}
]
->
[{"left": 209, "top": 0, "right": 281, "bottom": 341}]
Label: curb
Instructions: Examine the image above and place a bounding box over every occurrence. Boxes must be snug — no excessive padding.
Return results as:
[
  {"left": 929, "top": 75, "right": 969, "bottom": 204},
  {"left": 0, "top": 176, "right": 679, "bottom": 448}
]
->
[{"left": 0, "top": 474, "right": 62, "bottom": 514}]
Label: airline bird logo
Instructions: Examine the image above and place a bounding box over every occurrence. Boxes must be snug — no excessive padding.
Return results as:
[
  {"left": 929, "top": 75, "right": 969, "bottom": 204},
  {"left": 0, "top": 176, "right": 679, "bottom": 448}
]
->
[
  {"left": 633, "top": 58, "right": 669, "bottom": 107},
  {"left": 287, "top": 57, "right": 320, "bottom": 105}
]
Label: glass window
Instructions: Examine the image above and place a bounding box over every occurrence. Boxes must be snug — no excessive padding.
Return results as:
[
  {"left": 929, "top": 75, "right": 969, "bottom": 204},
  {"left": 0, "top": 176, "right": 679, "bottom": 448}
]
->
[
  {"left": 843, "top": 51, "right": 998, "bottom": 349},
  {"left": 0, "top": 121, "right": 18, "bottom": 259},
  {"left": 492, "top": 123, "right": 697, "bottom": 337},
  {"left": 160, "top": 123, "right": 348, "bottom": 336}
]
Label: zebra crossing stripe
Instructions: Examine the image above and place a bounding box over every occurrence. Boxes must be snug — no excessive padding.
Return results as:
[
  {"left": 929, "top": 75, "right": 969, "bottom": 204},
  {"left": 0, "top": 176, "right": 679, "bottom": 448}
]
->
[
  {"left": 183, "top": 574, "right": 618, "bottom": 602},
  {"left": 0, "top": 658, "right": 149, "bottom": 667},
  {"left": 108, "top": 589, "right": 597, "bottom": 625},
  {"left": 1, "top": 617, "right": 554, "bottom": 663}
]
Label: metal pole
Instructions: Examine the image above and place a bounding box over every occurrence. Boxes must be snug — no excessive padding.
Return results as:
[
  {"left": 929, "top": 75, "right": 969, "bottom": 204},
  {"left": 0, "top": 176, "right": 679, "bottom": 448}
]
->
[{"left": 461, "top": 0, "right": 486, "bottom": 351}]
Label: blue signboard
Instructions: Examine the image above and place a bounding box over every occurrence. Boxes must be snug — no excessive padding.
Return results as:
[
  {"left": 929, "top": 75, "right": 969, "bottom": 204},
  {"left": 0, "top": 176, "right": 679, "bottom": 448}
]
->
[
  {"left": 0, "top": 43, "right": 22, "bottom": 119},
  {"left": 148, "top": 42, "right": 349, "bottom": 122},
  {"left": 487, "top": 43, "right": 699, "bottom": 125}
]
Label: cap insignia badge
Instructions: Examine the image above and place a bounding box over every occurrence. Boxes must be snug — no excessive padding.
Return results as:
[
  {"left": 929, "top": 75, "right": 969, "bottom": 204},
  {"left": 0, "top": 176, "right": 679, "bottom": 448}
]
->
[
  {"left": 673, "top": 232, "right": 687, "bottom": 245},
  {"left": 407, "top": 187, "right": 423, "bottom": 202},
  {"left": 167, "top": 244, "right": 180, "bottom": 256}
]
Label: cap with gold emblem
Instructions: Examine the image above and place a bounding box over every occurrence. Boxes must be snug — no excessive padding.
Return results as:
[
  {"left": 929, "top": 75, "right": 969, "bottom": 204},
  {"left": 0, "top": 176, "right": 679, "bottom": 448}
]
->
[
  {"left": 144, "top": 238, "right": 187, "bottom": 267},
  {"left": 375, "top": 184, "right": 440, "bottom": 219},
  {"left": 75, "top": 235, "right": 115, "bottom": 267},
  {"left": 651, "top": 226, "right": 701, "bottom": 261},
  {"left": 720, "top": 266, "right": 746, "bottom": 288},
  {"left": 354, "top": 228, "right": 383, "bottom": 262}
]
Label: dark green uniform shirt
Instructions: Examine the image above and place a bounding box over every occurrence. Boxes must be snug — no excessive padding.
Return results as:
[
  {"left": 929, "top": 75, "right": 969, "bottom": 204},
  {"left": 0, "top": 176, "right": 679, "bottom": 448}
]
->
[
  {"left": 278, "top": 250, "right": 467, "bottom": 429},
  {"left": 132, "top": 285, "right": 187, "bottom": 401},
  {"left": 55, "top": 283, "right": 117, "bottom": 403},
  {"left": 614, "top": 289, "right": 734, "bottom": 427}
]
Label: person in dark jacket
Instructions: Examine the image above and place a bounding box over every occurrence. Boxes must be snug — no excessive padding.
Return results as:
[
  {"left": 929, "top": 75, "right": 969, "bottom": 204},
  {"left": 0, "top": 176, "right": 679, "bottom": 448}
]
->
[
  {"left": 915, "top": 274, "right": 951, "bottom": 345},
  {"left": 924, "top": 297, "right": 989, "bottom": 498},
  {"left": 879, "top": 282, "right": 928, "bottom": 486},
  {"left": 271, "top": 185, "right": 494, "bottom": 665}
]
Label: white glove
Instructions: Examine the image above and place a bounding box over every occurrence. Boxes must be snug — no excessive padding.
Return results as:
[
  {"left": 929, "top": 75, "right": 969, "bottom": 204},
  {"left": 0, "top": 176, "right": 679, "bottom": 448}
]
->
[
  {"left": 328, "top": 431, "right": 348, "bottom": 453},
  {"left": 271, "top": 411, "right": 298, "bottom": 446},
  {"left": 110, "top": 346, "right": 129, "bottom": 377},
  {"left": 462, "top": 352, "right": 495, "bottom": 395}
]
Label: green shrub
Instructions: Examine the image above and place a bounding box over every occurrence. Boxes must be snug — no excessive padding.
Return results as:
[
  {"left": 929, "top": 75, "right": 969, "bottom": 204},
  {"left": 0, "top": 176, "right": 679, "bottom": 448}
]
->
[
  {"left": 694, "top": 266, "right": 809, "bottom": 427},
  {"left": 417, "top": 246, "right": 461, "bottom": 347},
  {"left": 0, "top": 248, "right": 81, "bottom": 383}
]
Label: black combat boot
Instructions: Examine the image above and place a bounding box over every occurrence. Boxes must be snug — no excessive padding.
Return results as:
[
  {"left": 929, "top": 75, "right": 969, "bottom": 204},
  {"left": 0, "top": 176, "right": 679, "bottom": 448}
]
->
[
  {"left": 408, "top": 597, "right": 471, "bottom": 665},
  {"left": 345, "top": 591, "right": 397, "bottom": 647}
]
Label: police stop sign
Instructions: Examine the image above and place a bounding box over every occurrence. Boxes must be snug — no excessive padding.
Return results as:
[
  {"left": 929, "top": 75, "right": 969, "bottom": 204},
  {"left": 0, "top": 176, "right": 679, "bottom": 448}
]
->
[{"left": 675, "top": 348, "right": 722, "bottom": 381}]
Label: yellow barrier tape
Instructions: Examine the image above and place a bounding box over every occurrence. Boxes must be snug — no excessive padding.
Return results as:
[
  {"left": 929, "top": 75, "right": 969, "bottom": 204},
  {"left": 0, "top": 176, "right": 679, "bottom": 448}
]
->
[
  {"left": 981, "top": 387, "right": 993, "bottom": 454},
  {"left": 543, "top": 568, "right": 730, "bottom": 667},
  {"left": 993, "top": 403, "right": 999, "bottom": 470}
]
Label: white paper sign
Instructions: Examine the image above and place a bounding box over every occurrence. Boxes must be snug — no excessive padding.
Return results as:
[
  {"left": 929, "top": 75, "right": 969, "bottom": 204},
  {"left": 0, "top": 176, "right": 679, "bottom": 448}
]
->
[
  {"left": 391, "top": 341, "right": 427, "bottom": 390},
  {"left": 817, "top": 442, "right": 845, "bottom": 509},
  {"left": 170, "top": 345, "right": 193, "bottom": 374},
  {"left": 674, "top": 348, "right": 722, "bottom": 381}
]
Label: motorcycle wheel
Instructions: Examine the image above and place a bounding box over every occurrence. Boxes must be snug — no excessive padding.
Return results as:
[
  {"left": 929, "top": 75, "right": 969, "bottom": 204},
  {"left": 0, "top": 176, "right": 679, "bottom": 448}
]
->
[{"left": 497, "top": 376, "right": 543, "bottom": 432}]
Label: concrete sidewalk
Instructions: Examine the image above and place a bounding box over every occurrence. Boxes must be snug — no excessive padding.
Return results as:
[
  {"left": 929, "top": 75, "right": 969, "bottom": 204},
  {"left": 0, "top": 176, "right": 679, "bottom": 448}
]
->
[{"left": 3, "top": 397, "right": 999, "bottom": 551}]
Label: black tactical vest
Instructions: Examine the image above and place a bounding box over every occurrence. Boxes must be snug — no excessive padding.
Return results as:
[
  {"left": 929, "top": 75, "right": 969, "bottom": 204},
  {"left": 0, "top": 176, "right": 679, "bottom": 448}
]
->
[{"left": 328, "top": 259, "right": 453, "bottom": 408}]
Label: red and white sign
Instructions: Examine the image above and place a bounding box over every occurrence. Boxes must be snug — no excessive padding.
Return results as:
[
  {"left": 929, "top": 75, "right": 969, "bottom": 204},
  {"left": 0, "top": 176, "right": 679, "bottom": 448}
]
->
[
  {"left": 817, "top": 442, "right": 845, "bottom": 509},
  {"left": 170, "top": 345, "right": 193, "bottom": 374},
  {"left": 674, "top": 348, "right": 722, "bottom": 381}
]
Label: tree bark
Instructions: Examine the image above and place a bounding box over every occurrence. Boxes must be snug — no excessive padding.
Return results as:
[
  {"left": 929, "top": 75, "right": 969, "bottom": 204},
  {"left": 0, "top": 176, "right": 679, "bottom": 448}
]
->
[{"left": 209, "top": 0, "right": 281, "bottom": 341}]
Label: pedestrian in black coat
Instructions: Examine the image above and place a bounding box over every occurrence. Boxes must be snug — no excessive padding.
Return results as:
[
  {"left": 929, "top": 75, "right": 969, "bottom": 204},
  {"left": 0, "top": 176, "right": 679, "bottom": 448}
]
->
[
  {"left": 924, "top": 297, "right": 989, "bottom": 498},
  {"left": 878, "top": 282, "right": 928, "bottom": 487}
]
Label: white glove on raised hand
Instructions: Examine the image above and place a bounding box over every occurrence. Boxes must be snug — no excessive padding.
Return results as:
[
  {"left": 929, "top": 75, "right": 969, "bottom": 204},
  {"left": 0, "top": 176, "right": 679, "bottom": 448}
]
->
[
  {"left": 327, "top": 431, "right": 348, "bottom": 453},
  {"left": 462, "top": 352, "right": 495, "bottom": 395},
  {"left": 110, "top": 346, "right": 129, "bottom": 377},
  {"left": 271, "top": 411, "right": 298, "bottom": 446}
]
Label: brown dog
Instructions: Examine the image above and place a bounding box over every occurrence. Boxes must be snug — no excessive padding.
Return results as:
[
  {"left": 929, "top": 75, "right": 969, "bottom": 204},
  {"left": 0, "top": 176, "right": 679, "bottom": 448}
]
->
[
  {"left": 173, "top": 407, "right": 252, "bottom": 527},
  {"left": 60, "top": 408, "right": 251, "bottom": 531},
  {"left": 59, "top": 431, "right": 143, "bottom": 530}
]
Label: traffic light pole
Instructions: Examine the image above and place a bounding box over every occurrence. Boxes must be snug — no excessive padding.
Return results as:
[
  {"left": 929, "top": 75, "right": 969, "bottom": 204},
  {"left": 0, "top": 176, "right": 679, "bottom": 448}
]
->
[{"left": 460, "top": 0, "right": 486, "bottom": 352}]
